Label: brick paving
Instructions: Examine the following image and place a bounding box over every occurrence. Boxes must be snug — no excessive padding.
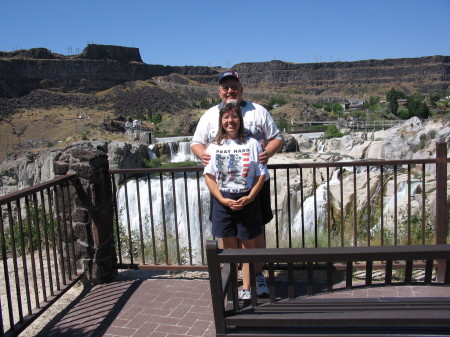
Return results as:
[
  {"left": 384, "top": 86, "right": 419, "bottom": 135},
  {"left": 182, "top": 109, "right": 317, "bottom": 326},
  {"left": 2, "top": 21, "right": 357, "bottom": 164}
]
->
[
  {"left": 42, "top": 275, "right": 450, "bottom": 337},
  {"left": 45, "top": 278, "right": 215, "bottom": 337}
]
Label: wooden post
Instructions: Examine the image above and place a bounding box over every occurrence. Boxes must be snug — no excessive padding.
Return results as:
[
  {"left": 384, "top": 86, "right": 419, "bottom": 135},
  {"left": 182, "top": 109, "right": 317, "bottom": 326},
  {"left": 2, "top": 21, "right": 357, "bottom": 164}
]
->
[
  {"left": 435, "top": 142, "right": 448, "bottom": 282},
  {"left": 206, "top": 240, "right": 227, "bottom": 336}
]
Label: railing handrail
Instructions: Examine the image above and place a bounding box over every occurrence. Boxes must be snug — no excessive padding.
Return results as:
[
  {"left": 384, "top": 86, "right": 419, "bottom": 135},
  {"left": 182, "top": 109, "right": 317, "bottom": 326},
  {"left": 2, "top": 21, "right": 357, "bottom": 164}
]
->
[
  {"left": 109, "top": 167, "right": 204, "bottom": 174},
  {"left": 213, "top": 243, "right": 450, "bottom": 263},
  {"left": 109, "top": 157, "right": 449, "bottom": 176},
  {"left": 0, "top": 173, "right": 77, "bottom": 205}
]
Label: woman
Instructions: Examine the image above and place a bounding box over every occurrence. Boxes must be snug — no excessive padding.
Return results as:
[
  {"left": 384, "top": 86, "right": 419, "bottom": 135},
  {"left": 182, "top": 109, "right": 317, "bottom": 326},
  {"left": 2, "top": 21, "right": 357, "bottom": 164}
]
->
[{"left": 203, "top": 102, "right": 267, "bottom": 300}]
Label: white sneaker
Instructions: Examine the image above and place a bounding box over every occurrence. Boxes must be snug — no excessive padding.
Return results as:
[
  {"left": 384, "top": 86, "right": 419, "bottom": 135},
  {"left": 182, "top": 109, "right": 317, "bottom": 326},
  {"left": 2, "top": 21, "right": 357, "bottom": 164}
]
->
[
  {"left": 238, "top": 289, "right": 251, "bottom": 300},
  {"left": 255, "top": 273, "right": 269, "bottom": 296}
]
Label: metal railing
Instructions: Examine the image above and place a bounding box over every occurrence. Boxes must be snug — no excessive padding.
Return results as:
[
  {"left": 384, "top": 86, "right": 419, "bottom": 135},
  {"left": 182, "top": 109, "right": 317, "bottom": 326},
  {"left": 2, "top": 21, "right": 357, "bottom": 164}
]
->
[
  {"left": 0, "top": 174, "right": 83, "bottom": 337},
  {"left": 0, "top": 143, "right": 447, "bottom": 335},
  {"left": 110, "top": 143, "right": 449, "bottom": 271}
]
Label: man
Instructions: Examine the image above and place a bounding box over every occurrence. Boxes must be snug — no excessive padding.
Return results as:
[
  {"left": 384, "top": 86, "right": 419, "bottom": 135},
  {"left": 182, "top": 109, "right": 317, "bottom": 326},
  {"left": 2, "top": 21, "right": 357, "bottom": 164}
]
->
[{"left": 191, "top": 70, "right": 284, "bottom": 296}]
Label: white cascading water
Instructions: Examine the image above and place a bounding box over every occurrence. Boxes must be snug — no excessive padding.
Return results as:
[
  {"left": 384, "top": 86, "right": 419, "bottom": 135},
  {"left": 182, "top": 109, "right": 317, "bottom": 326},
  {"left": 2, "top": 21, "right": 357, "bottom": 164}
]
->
[
  {"left": 292, "top": 168, "right": 341, "bottom": 234},
  {"left": 148, "top": 145, "right": 157, "bottom": 159},
  {"left": 117, "top": 140, "right": 207, "bottom": 264},
  {"left": 116, "top": 174, "right": 211, "bottom": 264},
  {"left": 316, "top": 139, "right": 326, "bottom": 153},
  {"left": 382, "top": 180, "right": 421, "bottom": 229},
  {"left": 171, "top": 142, "right": 199, "bottom": 163}
]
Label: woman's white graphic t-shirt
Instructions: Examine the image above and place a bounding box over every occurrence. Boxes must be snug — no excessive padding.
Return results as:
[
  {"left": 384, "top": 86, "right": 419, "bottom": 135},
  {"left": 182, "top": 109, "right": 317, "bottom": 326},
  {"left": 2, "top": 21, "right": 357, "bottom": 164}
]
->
[{"left": 203, "top": 137, "right": 267, "bottom": 193}]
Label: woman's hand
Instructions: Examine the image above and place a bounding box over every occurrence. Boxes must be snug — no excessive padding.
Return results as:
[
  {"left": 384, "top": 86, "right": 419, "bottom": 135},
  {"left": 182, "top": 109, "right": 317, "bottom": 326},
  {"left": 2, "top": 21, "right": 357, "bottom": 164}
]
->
[
  {"left": 220, "top": 198, "right": 244, "bottom": 211},
  {"left": 233, "top": 195, "right": 254, "bottom": 209}
]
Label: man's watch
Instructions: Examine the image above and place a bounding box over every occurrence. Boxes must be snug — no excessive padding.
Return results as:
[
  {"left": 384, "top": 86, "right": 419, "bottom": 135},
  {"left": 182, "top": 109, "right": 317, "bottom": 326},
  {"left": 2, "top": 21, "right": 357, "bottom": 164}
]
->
[{"left": 266, "top": 151, "right": 271, "bottom": 158}]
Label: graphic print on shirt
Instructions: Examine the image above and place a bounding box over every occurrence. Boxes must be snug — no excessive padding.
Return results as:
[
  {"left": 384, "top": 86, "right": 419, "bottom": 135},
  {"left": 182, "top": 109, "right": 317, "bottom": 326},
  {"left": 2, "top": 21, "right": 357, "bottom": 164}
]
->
[{"left": 215, "top": 151, "right": 250, "bottom": 189}]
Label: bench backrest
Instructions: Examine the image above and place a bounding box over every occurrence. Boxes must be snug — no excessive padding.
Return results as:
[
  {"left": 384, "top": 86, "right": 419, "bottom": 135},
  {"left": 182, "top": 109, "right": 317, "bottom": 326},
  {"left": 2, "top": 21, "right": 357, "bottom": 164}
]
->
[
  {"left": 207, "top": 240, "right": 450, "bottom": 319},
  {"left": 206, "top": 241, "right": 450, "bottom": 335}
]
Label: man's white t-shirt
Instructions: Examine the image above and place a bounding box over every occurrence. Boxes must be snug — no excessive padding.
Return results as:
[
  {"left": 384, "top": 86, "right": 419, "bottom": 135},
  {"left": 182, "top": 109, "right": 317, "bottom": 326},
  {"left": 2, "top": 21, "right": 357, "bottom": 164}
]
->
[
  {"left": 203, "top": 137, "right": 267, "bottom": 193},
  {"left": 191, "top": 101, "right": 282, "bottom": 150}
]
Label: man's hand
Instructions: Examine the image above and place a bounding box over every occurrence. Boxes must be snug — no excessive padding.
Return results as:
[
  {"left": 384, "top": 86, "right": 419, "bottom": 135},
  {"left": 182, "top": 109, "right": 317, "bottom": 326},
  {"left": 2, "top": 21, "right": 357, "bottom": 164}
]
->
[
  {"left": 201, "top": 150, "right": 211, "bottom": 166},
  {"left": 191, "top": 144, "right": 211, "bottom": 166},
  {"left": 258, "top": 150, "right": 271, "bottom": 165}
]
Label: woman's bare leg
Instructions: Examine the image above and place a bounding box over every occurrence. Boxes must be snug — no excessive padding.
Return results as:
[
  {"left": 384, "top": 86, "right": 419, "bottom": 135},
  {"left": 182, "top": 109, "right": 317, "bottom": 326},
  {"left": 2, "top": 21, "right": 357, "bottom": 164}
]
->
[{"left": 240, "top": 238, "right": 256, "bottom": 289}]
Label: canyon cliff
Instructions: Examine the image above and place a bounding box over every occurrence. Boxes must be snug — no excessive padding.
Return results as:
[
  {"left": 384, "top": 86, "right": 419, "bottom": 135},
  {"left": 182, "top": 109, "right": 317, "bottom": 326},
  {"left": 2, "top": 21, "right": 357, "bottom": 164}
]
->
[{"left": 1, "top": 44, "right": 449, "bottom": 100}]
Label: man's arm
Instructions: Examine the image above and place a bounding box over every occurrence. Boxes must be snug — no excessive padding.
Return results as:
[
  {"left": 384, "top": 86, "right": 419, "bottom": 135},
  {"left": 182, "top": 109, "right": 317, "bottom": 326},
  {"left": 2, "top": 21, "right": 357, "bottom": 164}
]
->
[
  {"left": 191, "top": 143, "right": 211, "bottom": 166},
  {"left": 259, "top": 138, "right": 283, "bottom": 165},
  {"left": 257, "top": 104, "right": 284, "bottom": 164}
]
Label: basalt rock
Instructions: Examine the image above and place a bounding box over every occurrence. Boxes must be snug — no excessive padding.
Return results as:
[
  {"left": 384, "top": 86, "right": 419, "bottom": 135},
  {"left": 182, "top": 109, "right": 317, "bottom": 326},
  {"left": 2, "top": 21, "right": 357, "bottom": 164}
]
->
[
  {"left": 0, "top": 44, "right": 220, "bottom": 98},
  {"left": 1, "top": 44, "right": 449, "bottom": 100}
]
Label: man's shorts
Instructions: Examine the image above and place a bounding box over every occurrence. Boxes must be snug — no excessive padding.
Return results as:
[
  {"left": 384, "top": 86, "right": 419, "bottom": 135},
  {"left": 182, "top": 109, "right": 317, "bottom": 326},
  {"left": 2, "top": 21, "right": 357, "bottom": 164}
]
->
[
  {"left": 260, "top": 179, "right": 274, "bottom": 225},
  {"left": 211, "top": 191, "right": 263, "bottom": 241}
]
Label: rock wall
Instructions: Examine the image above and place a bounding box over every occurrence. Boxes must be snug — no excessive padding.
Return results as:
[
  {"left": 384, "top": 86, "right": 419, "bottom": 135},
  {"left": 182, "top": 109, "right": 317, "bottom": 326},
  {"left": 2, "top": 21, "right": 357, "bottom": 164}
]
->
[
  {"left": 0, "top": 44, "right": 219, "bottom": 97},
  {"left": 80, "top": 44, "right": 143, "bottom": 62},
  {"left": 1, "top": 44, "right": 449, "bottom": 98},
  {"left": 234, "top": 56, "right": 450, "bottom": 93}
]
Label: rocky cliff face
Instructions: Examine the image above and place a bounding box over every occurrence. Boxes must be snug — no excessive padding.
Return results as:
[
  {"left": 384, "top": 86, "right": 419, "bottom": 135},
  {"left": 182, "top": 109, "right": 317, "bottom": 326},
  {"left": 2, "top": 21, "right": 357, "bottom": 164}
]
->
[
  {"left": 0, "top": 44, "right": 219, "bottom": 97},
  {"left": 1, "top": 44, "right": 449, "bottom": 99},
  {"left": 234, "top": 56, "right": 450, "bottom": 94}
]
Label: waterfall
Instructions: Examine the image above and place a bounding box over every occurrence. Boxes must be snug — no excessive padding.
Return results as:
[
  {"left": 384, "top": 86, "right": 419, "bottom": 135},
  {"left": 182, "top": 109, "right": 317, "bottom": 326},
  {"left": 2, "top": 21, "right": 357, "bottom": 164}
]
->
[
  {"left": 385, "top": 181, "right": 421, "bottom": 212},
  {"left": 292, "top": 169, "right": 341, "bottom": 234},
  {"left": 170, "top": 141, "right": 199, "bottom": 163},
  {"left": 382, "top": 180, "right": 421, "bottom": 230},
  {"left": 168, "top": 142, "right": 176, "bottom": 160},
  {"left": 317, "top": 139, "right": 325, "bottom": 153},
  {"left": 116, "top": 174, "right": 211, "bottom": 263},
  {"left": 148, "top": 145, "right": 157, "bottom": 159}
]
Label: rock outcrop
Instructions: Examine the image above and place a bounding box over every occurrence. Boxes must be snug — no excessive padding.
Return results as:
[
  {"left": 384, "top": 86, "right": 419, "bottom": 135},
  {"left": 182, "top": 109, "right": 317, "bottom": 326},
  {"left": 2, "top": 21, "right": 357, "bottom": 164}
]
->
[
  {"left": 289, "top": 117, "right": 450, "bottom": 162},
  {"left": 0, "top": 140, "right": 150, "bottom": 196},
  {"left": 0, "top": 149, "right": 58, "bottom": 196}
]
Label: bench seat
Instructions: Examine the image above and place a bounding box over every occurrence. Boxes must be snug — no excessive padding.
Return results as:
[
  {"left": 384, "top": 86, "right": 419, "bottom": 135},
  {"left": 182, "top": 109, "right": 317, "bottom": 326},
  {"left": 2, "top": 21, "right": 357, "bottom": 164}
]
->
[{"left": 206, "top": 240, "right": 450, "bottom": 336}]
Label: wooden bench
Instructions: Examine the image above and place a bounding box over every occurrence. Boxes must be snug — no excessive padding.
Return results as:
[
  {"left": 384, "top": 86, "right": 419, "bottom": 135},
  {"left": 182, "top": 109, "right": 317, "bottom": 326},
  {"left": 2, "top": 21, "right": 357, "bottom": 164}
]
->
[{"left": 206, "top": 240, "right": 450, "bottom": 336}]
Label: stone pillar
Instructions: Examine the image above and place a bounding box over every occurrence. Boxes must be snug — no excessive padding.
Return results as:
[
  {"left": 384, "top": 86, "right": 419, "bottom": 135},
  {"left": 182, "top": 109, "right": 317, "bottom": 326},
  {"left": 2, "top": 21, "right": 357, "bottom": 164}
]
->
[{"left": 54, "top": 142, "right": 117, "bottom": 284}]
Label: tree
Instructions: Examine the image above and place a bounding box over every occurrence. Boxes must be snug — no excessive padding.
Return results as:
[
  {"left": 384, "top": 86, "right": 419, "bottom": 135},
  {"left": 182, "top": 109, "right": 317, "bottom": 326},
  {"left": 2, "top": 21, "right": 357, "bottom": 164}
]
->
[
  {"left": 265, "top": 96, "right": 287, "bottom": 110},
  {"left": 369, "top": 96, "right": 380, "bottom": 106},
  {"left": 276, "top": 118, "right": 289, "bottom": 130},
  {"left": 151, "top": 113, "right": 162, "bottom": 124},
  {"left": 386, "top": 88, "right": 406, "bottom": 116},
  {"left": 367, "top": 96, "right": 380, "bottom": 112},
  {"left": 323, "top": 125, "right": 343, "bottom": 139},
  {"left": 331, "top": 102, "right": 343, "bottom": 114},
  {"left": 406, "top": 97, "right": 430, "bottom": 119}
]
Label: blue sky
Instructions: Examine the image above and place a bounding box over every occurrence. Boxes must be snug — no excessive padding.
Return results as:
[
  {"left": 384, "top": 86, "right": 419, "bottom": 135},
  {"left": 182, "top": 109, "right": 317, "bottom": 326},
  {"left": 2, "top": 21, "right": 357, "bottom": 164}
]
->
[{"left": 1, "top": 0, "right": 449, "bottom": 68}]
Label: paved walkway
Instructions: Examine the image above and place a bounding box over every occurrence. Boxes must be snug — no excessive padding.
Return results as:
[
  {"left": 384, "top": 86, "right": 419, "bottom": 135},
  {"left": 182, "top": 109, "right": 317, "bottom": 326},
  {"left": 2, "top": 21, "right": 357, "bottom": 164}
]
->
[{"left": 39, "top": 273, "right": 450, "bottom": 337}]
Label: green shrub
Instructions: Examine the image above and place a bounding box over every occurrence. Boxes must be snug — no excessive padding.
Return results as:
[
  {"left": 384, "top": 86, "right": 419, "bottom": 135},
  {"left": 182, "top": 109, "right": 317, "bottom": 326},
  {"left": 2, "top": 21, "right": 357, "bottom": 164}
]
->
[
  {"left": 143, "top": 158, "right": 162, "bottom": 168},
  {"left": 323, "top": 125, "right": 343, "bottom": 139},
  {"left": 0, "top": 206, "right": 55, "bottom": 256}
]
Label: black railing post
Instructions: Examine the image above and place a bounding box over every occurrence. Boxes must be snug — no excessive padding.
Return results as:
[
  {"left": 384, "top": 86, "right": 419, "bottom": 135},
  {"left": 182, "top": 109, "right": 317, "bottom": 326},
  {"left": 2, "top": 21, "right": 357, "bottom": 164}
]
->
[{"left": 435, "top": 142, "right": 448, "bottom": 282}]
